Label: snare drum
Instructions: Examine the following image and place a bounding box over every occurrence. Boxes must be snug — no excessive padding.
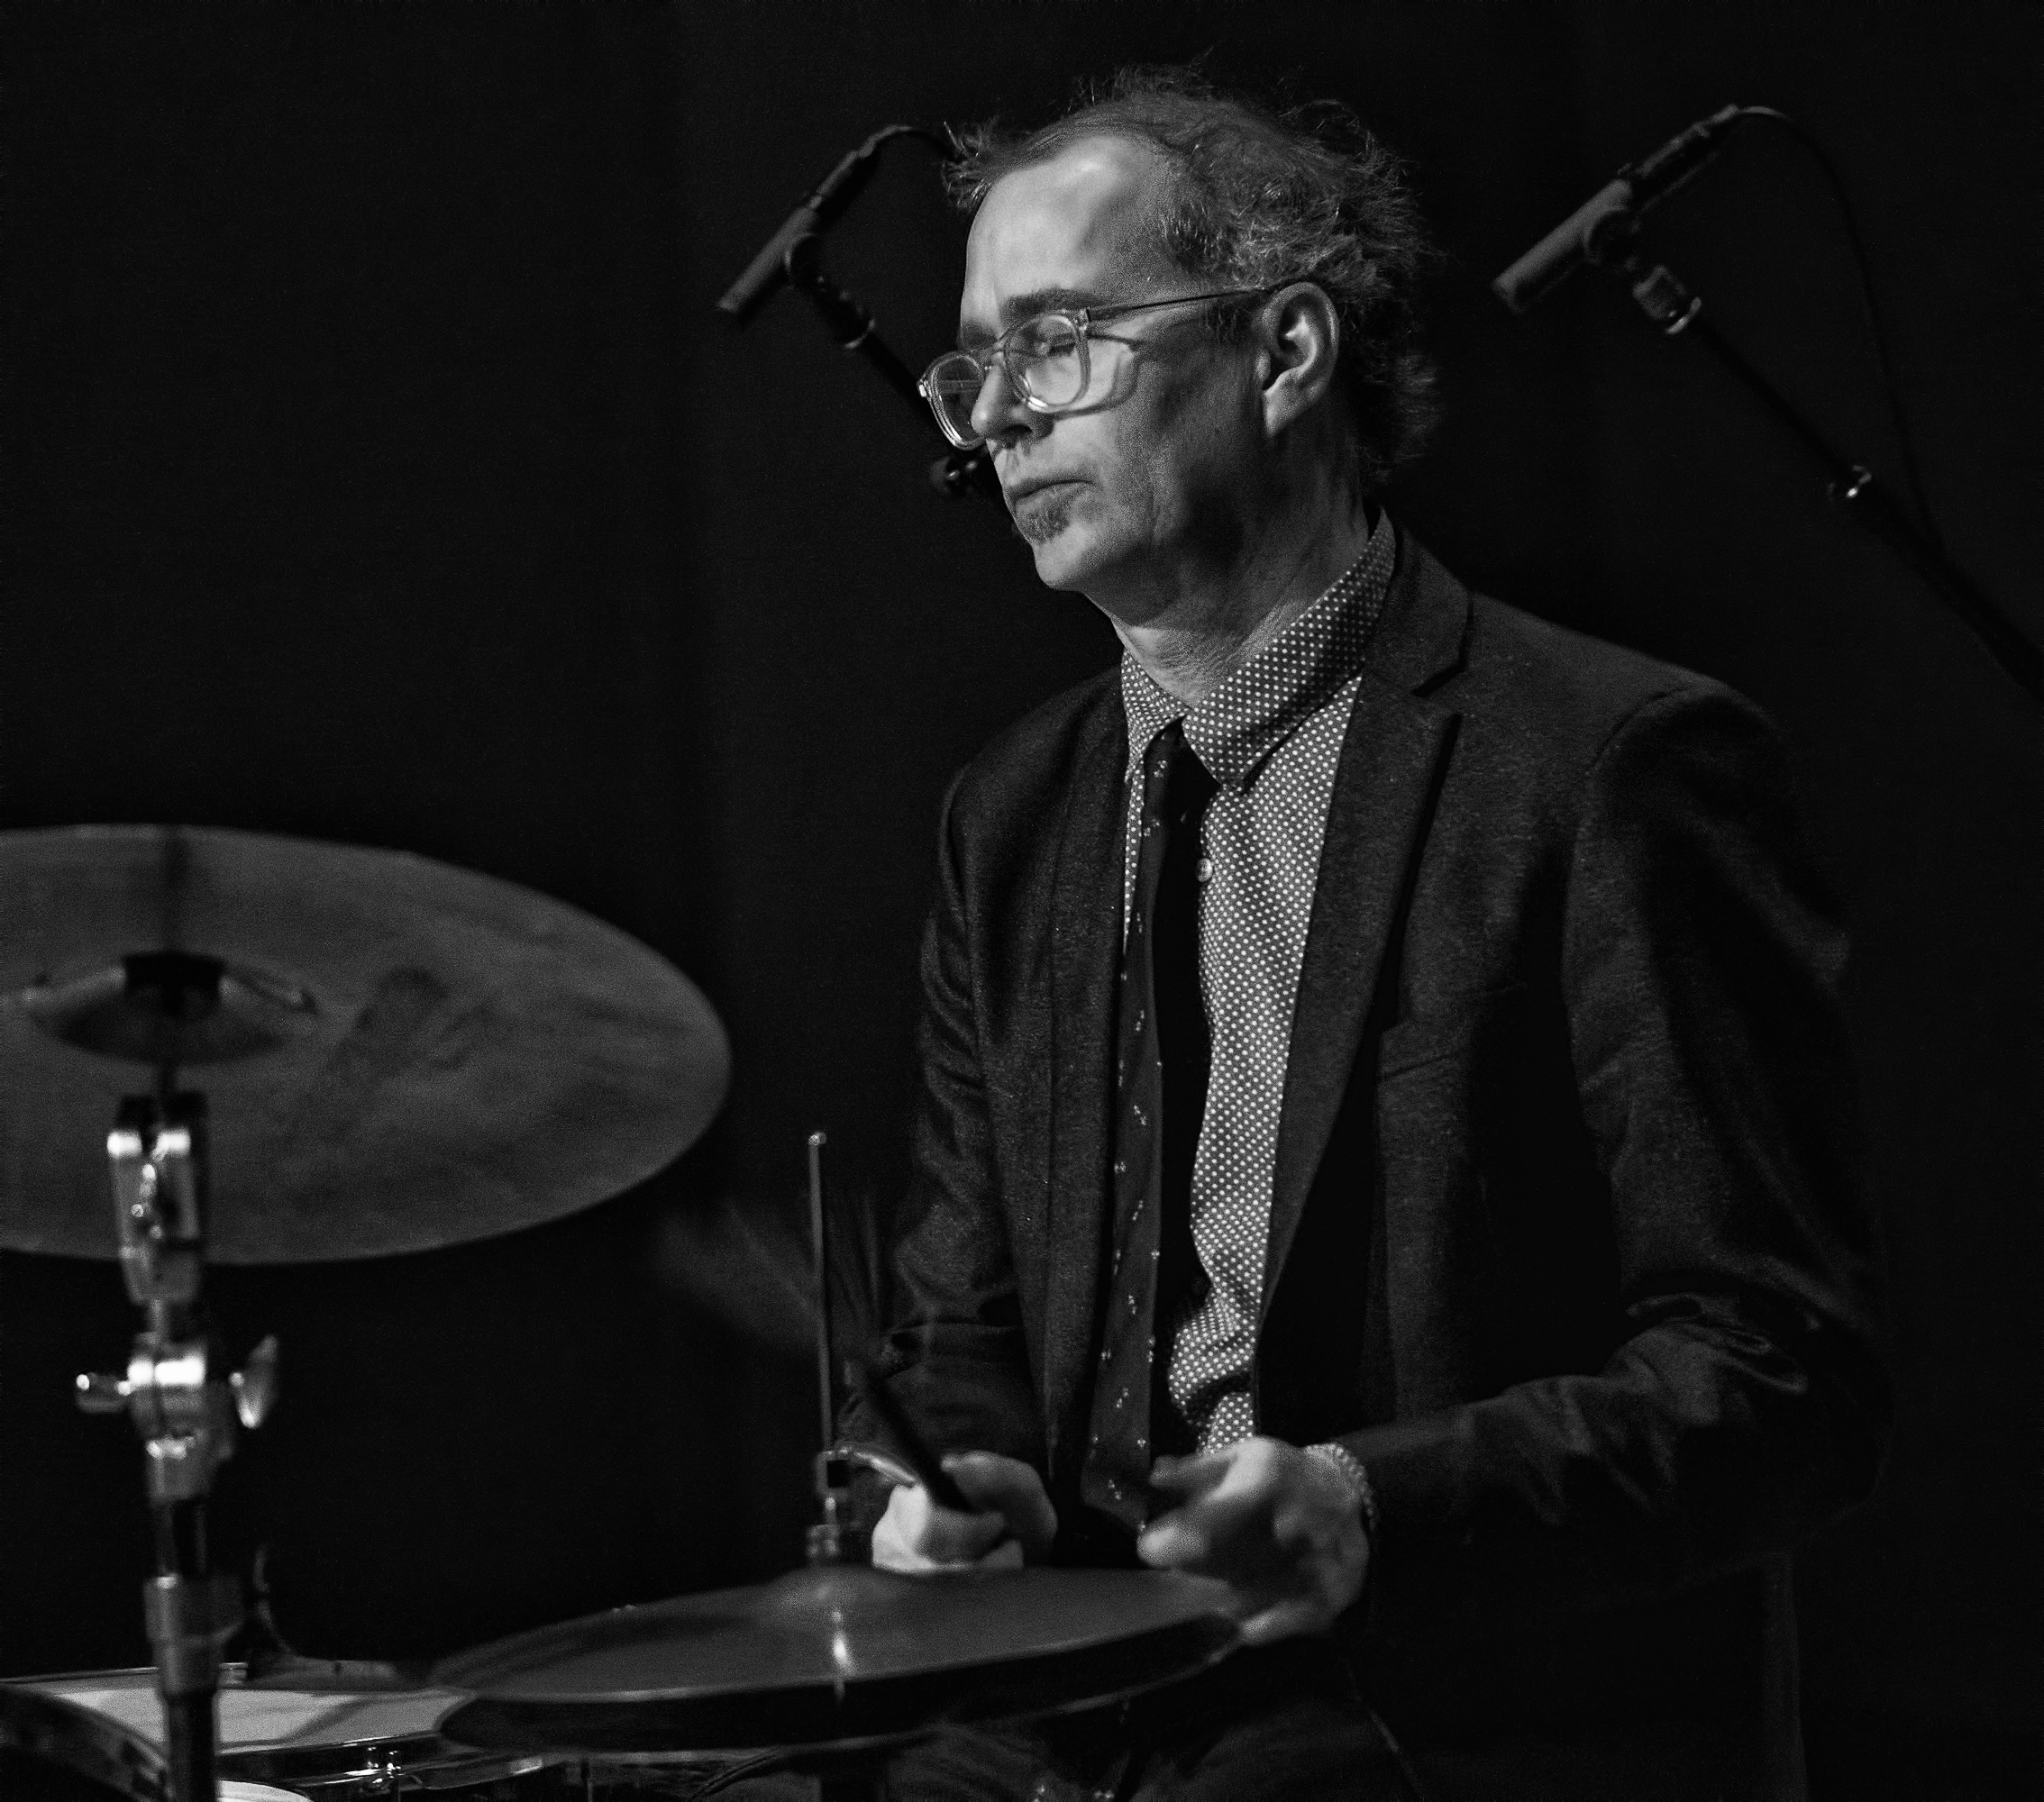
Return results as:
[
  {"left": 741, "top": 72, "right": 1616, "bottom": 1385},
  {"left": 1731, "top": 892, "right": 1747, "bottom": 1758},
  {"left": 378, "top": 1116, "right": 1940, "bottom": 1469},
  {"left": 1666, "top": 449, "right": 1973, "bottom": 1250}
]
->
[
  {"left": 6, "top": 1667, "right": 557, "bottom": 1799},
  {"left": 1, "top": 1679, "right": 167, "bottom": 1802}
]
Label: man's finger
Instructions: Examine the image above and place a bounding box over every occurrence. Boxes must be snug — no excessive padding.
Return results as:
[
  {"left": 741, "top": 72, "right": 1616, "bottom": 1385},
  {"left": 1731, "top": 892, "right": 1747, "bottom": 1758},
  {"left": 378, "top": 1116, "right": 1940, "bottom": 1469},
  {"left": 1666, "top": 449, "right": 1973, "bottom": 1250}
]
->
[
  {"left": 1136, "top": 1486, "right": 1269, "bottom": 1573},
  {"left": 1145, "top": 1449, "right": 1231, "bottom": 1498},
  {"left": 943, "top": 1451, "right": 1058, "bottom": 1558},
  {"left": 1134, "top": 1509, "right": 1210, "bottom": 1569},
  {"left": 1237, "top": 1595, "right": 1323, "bottom": 1645},
  {"left": 918, "top": 1497, "right": 1012, "bottom": 1562}
]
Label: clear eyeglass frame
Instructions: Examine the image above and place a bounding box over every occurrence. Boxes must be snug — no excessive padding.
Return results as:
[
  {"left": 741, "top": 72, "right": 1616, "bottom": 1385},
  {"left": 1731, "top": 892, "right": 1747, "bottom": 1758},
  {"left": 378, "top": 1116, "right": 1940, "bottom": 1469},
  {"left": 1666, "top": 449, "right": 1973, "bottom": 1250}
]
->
[{"left": 917, "top": 286, "right": 1285, "bottom": 450}]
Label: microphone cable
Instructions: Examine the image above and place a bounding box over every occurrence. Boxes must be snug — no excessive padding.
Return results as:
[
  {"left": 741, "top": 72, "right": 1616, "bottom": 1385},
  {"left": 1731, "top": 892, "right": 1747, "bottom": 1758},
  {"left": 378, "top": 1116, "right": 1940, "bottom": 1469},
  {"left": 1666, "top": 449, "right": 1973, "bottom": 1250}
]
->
[{"left": 1729, "top": 105, "right": 1947, "bottom": 557}]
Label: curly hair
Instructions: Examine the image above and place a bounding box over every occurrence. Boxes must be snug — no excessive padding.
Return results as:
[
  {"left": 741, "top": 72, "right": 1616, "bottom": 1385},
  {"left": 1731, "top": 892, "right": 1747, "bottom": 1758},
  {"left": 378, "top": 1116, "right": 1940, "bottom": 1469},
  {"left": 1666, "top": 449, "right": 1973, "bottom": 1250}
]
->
[{"left": 947, "top": 67, "right": 1439, "bottom": 495}]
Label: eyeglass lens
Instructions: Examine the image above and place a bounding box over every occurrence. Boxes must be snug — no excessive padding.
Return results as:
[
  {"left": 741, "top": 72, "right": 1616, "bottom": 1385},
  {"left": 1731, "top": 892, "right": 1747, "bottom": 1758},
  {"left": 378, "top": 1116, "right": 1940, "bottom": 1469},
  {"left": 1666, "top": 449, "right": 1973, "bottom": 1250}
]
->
[
  {"left": 923, "top": 358, "right": 989, "bottom": 446},
  {"left": 924, "top": 314, "right": 1091, "bottom": 446}
]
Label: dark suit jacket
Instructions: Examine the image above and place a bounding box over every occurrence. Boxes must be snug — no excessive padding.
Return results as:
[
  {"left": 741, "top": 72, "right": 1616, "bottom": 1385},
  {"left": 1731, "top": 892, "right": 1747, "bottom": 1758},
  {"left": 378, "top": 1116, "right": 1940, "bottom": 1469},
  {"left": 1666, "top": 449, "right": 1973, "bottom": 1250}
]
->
[{"left": 862, "top": 534, "right": 1888, "bottom": 1799}]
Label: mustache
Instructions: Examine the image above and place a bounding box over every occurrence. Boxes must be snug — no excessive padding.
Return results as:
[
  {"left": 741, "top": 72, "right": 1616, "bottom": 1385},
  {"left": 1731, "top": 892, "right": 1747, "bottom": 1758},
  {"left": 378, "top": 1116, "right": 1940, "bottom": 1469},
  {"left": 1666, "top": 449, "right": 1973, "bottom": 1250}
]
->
[{"left": 1005, "top": 478, "right": 1081, "bottom": 543}]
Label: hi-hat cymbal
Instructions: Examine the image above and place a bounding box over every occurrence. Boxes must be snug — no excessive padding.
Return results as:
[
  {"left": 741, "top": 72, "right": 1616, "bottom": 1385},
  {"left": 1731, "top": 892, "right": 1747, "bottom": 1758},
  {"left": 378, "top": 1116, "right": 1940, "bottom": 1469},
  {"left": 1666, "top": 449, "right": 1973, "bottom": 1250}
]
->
[
  {"left": 0, "top": 824, "right": 728, "bottom": 1263},
  {"left": 434, "top": 1564, "right": 1239, "bottom": 1755}
]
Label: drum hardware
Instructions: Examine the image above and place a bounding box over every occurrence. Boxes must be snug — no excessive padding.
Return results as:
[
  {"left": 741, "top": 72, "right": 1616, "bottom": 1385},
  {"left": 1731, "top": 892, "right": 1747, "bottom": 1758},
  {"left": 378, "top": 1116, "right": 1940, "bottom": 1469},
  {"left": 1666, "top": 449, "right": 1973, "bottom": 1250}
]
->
[
  {"left": 2, "top": 824, "right": 732, "bottom": 1802},
  {"left": 5, "top": 825, "right": 1244, "bottom": 1797},
  {"left": 803, "top": 1133, "right": 857, "bottom": 1569},
  {"left": 0, "top": 1679, "right": 169, "bottom": 1802},
  {"left": 0, "top": 824, "right": 729, "bottom": 1265},
  {"left": 804, "top": 1133, "right": 964, "bottom": 1568},
  {"left": 69, "top": 993, "right": 280, "bottom": 1802},
  {"left": 5, "top": 1668, "right": 593, "bottom": 1802},
  {"left": 427, "top": 1133, "right": 1240, "bottom": 1801},
  {"left": 433, "top": 1561, "right": 1239, "bottom": 1802}
]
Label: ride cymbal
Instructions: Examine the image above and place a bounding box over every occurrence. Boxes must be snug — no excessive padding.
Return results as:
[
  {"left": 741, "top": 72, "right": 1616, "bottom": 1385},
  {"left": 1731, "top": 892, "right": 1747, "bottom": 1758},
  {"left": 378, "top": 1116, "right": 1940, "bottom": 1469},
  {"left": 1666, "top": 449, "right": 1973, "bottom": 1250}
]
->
[
  {"left": 434, "top": 1563, "right": 1239, "bottom": 1754},
  {"left": 0, "top": 824, "right": 727, "bottom": 1262}
]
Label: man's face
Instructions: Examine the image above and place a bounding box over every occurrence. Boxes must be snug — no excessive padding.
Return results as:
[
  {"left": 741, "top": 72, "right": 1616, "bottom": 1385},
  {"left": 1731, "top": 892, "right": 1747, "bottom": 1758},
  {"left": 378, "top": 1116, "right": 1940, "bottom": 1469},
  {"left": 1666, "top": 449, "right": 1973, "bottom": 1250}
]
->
[{"left": 959, "top": 136, "right": 1263, "bottom": 616}]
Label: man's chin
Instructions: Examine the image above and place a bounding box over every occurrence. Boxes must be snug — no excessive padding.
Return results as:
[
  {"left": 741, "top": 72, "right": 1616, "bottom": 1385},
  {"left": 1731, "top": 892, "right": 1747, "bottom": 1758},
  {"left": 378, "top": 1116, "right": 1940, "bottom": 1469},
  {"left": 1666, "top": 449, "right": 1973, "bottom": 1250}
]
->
[
  {"left": 1016, "top": 504, "right": 1096, "bottom": 591},
  {"left": 1025, "top": 534, "right": 1097, "bottom": 593}
]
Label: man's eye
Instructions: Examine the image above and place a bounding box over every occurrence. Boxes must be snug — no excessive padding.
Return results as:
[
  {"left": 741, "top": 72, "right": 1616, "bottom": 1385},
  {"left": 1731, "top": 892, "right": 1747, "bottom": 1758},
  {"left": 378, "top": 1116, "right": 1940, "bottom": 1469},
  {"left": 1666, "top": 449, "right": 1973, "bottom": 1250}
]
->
[
  {"left": 1017, "top": 340, "right": 1079, "bottom": 368},
  {"left": 1014, "top": 321, "right": 1079, "bottom": 359}
]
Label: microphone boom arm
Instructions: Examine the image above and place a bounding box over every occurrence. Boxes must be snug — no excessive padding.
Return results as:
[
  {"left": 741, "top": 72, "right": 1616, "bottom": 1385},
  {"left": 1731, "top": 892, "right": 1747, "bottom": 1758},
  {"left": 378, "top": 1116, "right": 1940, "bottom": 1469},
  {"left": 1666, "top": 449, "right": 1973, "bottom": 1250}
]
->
[
  {"left": 778, "top": 237, "right": 997, "bottom": 499},
  {"left": 781, "top": 234, "right": 924, "bottom": 410},
  {"left": 1592, "top": 224, "right": 2042, "bottom": 706},
  {"left": 717, "top": 125, "right": 998, "bottom": 500}
]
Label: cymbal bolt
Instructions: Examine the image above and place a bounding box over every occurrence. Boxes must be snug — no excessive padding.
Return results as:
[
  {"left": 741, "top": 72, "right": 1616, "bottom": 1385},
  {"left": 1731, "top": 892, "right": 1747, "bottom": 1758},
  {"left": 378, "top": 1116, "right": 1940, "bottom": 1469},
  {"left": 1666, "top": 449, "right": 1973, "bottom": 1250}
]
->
[
  {"left": 76, "top": 1371, "right": 132, "bottom": 1414},
  {"left": 232, "top": 1335, "right": 280, "bottom": 1430}
]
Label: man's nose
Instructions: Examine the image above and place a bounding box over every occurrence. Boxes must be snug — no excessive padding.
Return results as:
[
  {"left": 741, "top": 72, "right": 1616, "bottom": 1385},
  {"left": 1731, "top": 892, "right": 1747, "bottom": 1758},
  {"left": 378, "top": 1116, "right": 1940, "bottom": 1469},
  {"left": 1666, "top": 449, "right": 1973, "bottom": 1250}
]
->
[{"left": 969, "top": 359, "right": 1040, "bottom": 447}]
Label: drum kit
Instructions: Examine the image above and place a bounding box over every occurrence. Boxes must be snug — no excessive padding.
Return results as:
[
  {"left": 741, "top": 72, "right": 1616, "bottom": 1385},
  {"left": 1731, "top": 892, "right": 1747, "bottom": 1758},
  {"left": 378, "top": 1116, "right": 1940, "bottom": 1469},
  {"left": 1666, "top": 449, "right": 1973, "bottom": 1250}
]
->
[{"left": 0, "top": 825, "right": 1239, "bottom": 1802}]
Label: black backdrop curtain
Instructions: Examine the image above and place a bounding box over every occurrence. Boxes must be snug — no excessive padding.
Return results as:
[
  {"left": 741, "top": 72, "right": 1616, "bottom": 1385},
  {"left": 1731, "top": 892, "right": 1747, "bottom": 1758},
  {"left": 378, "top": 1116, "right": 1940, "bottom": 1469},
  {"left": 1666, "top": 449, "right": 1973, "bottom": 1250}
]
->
[{"left": 3, "top": 5, "right": 2037, "bottom": 1796}]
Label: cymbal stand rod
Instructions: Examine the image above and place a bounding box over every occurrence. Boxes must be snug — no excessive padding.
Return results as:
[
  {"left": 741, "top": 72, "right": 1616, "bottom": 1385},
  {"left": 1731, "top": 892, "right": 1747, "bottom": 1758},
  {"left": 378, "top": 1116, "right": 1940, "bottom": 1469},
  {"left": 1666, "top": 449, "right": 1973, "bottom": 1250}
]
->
[
  {"left": 805, "top": 1132, "right": 858, "bottom": 1563},
  {"left": 808, "top": 1132, "right": 835, "bottom": 1459},
  {"left": 152, "top": 1496, "right": 225, "bottom": 1802},
  {"left": 75, "top": 1084, "right": 277, "bottom": 1802}
]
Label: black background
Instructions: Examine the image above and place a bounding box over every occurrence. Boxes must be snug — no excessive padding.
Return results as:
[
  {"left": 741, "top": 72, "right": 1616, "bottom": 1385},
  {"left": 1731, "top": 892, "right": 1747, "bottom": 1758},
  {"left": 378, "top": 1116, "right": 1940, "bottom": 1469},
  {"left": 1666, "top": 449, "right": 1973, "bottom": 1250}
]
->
[{"left": 3, "top": 5, "right": 2038, "bottom": 1797}]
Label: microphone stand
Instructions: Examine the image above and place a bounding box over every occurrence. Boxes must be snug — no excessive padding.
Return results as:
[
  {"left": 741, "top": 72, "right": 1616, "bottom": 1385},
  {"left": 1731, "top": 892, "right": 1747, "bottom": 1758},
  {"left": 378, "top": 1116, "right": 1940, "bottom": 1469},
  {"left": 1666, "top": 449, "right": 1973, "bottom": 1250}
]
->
[
  {"left": 780, "top": 236, "right": 923, "bottom": 414},
  {"left": 774, "top": 237, "right": 998, "bottom": 501},
  {"left": 1588, "top": 222, "right": 2041, "bottom": 707},
  {"left": 716, "top": 126, "right": 997, "bottom": 502}
]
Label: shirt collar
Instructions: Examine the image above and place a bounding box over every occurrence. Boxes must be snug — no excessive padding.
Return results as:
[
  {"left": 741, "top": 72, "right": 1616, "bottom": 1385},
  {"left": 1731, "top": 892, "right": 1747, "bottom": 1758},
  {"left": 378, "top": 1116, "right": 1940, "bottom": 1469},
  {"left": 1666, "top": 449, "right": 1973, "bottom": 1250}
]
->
[{"left": 1118, "top": 511, "right": 1398, "bottom": 791}]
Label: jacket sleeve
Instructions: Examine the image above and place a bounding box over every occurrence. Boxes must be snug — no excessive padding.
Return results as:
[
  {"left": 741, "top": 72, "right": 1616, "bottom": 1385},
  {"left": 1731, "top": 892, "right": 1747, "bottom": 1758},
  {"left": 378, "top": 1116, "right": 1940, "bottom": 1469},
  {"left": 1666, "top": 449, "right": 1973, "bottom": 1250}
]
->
[
  {"left": 838, "top": 771, "right": 1045, "bottom": 1491},
  {"left": 1340, "top": 685, "right": 1889, "bottom": 1635}
]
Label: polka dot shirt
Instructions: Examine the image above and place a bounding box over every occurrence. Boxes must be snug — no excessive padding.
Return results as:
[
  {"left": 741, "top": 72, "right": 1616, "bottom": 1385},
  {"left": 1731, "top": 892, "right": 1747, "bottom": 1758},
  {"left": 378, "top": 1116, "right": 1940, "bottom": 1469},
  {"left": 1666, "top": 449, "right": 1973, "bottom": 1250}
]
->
[{"left": 1118, "top": 512, "right": 1397, "bottom": 1452}]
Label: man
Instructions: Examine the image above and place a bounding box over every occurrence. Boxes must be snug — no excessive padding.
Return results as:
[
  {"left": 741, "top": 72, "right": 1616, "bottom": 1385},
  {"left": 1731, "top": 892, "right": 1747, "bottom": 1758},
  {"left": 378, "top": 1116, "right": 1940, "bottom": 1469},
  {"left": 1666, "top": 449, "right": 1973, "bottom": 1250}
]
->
[{"left": 851, "top": 69, "right": 1886, "bottom": 1801}]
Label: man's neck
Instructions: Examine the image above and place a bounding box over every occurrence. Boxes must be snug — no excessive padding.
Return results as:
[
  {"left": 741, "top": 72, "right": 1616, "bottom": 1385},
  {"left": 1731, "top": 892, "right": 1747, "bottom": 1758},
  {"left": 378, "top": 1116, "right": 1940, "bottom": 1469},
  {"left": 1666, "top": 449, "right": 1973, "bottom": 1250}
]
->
[{"left": 1108, "top": 501, "right": 1380, "bottom": 707}]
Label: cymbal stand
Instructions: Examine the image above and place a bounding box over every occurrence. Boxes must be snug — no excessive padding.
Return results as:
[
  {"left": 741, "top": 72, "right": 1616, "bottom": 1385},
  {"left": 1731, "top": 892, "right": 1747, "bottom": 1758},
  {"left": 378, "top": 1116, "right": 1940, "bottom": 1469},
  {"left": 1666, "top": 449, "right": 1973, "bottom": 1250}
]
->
[
  {"left": 804, "top": 1130, "right": 862, "bottom": 1568},
  {"left": 793, "top": 1131, "right": 883, "bottom": 1802},
  {"left": 801, "top": 1133, "right": 927, "bottom": 1547},
  {"left": 76, "top": 1074, "right": 278, "bottom": 1802}
]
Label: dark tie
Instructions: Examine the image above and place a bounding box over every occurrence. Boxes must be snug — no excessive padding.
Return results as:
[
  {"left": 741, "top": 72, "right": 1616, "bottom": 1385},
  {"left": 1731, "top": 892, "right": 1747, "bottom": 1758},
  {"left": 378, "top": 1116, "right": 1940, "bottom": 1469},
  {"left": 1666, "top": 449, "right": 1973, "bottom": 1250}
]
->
[{"left": 1081, "top": 720, "right": 1217, "bottom": 1534}]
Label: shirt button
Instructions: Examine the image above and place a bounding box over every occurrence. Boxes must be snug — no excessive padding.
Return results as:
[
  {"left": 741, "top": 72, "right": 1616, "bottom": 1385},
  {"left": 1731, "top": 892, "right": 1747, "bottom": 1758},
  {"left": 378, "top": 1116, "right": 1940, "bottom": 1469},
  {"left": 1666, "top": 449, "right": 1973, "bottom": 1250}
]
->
[{"left": 1195, "top": 856, "right": 1215, "bottom": 883}]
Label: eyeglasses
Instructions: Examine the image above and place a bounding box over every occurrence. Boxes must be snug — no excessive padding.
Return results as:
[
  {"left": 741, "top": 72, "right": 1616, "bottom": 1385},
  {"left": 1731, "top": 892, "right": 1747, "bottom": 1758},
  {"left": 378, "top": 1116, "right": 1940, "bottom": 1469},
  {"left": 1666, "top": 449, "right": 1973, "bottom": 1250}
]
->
[{"left": 918, "top": 287, "right": 1282, "bottom": 450}]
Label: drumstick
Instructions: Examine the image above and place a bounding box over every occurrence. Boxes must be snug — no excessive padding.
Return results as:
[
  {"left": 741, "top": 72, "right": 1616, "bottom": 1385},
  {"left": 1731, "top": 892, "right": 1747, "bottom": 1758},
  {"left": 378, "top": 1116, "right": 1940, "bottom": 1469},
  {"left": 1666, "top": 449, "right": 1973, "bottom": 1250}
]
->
[{"left": 849, "top": 1358, "right": 978, "bottom": 1515}]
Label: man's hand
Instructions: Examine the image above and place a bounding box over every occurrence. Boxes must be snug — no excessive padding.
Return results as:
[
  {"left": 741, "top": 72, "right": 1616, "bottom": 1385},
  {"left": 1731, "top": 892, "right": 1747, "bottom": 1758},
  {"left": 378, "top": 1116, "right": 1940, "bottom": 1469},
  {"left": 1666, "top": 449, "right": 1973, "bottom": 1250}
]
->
[
  {"left": 871, "top": 1451, "right": 1058, "bottom": 1572},
  {"left": 1136, "top": 1437, "right": 1370, "bottom": 1644}
]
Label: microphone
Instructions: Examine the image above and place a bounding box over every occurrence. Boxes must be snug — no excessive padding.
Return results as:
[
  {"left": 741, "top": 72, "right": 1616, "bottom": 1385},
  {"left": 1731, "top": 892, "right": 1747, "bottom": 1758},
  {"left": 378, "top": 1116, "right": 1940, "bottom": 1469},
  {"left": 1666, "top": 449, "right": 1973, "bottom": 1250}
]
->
[
  {"left": 718, "top": 127, "right": 920, "bottom": 324},
  {"left": 1493, "top": 105, "right": 1745, "bottom": 314}
]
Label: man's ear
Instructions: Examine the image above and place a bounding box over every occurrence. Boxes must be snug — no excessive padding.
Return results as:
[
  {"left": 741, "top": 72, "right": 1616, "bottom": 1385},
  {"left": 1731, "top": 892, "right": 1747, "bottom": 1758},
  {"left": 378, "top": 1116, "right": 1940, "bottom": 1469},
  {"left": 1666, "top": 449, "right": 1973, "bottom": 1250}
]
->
[{"left": 1256, "top": 283, "right": 1341, "bottom": 439}]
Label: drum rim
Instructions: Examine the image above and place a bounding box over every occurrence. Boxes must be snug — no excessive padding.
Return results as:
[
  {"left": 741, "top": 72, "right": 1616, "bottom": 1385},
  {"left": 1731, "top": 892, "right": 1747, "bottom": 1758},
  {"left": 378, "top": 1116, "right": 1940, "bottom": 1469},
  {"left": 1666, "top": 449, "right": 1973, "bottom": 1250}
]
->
[
  {"left": 18, "top": 1665, "right": 465, "bottom": 1749},
  {"left": 10, "top": 1666, "right": 552, "bottom": 1792},
  {"left": 221, "top": 1733, "right": 554, "bottom": 1790},
  {"left": 0, "top": 1679, "right": 169, "bottom": 1802}
]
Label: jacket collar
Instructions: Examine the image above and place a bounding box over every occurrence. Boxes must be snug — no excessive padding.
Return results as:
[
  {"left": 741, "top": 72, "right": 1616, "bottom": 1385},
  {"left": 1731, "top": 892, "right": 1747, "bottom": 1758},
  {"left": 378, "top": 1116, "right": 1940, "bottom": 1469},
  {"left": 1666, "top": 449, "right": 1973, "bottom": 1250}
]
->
[{"left": 1260, "top": 532, "right": 1470, "bottom": 1324}]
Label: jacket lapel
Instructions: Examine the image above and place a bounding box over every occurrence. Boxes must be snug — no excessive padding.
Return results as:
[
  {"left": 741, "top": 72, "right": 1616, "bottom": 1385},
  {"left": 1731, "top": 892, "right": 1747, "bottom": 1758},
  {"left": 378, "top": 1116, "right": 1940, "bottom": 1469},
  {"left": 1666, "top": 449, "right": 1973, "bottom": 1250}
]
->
[
  {"left": 1260, "top": 538, "right": 1469, "bottom": 1320},
  {"left": 1041, "top": 712, "right": 1130, "bottom": 1481}
]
